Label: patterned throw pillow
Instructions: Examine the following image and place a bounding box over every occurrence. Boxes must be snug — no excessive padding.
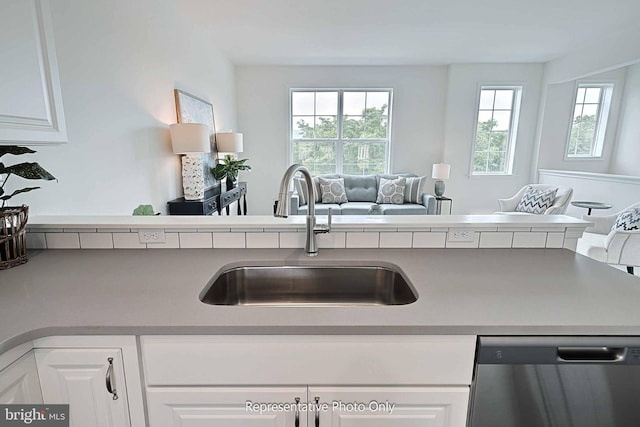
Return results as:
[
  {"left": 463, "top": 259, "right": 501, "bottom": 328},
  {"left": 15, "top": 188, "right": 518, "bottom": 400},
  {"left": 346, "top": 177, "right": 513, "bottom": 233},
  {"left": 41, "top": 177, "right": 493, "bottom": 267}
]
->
[
  {"left": 515, "top": 187, "right": 558, "bottom": 214},
  {"left": 293, "top": 177, "right": 321, "bottom": 206},
  {"left": 318, "top": 177, "right": 348, "bottom": 204},
  {"left": 376, "top": 177, "right": 406, "bottom": 205},
  {"left": 614, "top": 208, "right": 640, "bottom": 231},
  {"left": 404, "top": 176, "right": 426, "bottom": 204}
]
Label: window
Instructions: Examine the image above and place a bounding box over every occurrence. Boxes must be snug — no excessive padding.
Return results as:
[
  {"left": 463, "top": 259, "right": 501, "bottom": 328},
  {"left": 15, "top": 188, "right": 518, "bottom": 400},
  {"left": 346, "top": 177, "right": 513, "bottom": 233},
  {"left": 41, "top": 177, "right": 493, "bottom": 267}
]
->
[
  {"left": 471, "top": 86, "right": 522, "bottom": 175},
  {"left": 290, "top": 90, "right": 392, "bottom": 175},
  {"left": 566, "top": 84, "right": 613, "bottom": 158}
]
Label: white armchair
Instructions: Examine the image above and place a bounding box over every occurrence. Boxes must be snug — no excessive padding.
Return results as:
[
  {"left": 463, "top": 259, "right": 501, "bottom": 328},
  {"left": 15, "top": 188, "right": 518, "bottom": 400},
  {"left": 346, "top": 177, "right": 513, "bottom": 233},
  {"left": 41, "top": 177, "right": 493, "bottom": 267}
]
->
[
  {"left": 577, "top": 202, "right": 640, "bottom": 275},
  {"left": 497, "top": 184, "right": 574, "bottom": 215}
]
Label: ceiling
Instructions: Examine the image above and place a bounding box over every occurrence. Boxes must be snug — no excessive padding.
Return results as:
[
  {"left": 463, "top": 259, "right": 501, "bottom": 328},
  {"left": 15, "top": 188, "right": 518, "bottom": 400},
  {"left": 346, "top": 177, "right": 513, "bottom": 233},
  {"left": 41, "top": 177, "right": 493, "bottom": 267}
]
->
[{"left": 180, "top": 0, "right": 640, "bottom": 65}]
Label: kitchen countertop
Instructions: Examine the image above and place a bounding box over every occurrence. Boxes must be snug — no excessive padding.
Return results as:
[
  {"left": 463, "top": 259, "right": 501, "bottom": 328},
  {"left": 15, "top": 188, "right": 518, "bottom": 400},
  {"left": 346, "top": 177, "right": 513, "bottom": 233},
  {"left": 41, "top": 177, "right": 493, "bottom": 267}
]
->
[{"left": 1, "top": 247, "right": 639, "bottom": 354}]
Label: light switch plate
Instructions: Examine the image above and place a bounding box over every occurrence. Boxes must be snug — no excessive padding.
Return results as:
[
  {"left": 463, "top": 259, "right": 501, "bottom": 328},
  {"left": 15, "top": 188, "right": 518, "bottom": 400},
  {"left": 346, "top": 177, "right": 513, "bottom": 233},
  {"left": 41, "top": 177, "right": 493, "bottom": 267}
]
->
[
  {"left": 138, "top": 229, "right": 166, "bottom": 244},
  {"left": 448, "top": 228, "right": 475, "bottom": 242}
]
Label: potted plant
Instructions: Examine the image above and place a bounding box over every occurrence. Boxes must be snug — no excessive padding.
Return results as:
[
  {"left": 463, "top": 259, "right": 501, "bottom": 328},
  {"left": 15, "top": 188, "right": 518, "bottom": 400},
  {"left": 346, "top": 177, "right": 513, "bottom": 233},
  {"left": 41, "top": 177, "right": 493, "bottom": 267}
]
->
[
  {"left": 211, "top": 154, "right": 251, "bottom": 190},
  {"left": 1, "top": 146, "right": 56, "bottom": 269}
]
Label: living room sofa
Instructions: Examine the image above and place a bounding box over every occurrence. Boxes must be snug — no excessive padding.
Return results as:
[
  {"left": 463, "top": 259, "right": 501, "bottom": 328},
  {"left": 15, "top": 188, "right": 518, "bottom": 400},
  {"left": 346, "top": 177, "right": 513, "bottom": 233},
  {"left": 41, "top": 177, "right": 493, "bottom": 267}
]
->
[{"left": 290, "top": 173, "right": 436, "bottom": 215}]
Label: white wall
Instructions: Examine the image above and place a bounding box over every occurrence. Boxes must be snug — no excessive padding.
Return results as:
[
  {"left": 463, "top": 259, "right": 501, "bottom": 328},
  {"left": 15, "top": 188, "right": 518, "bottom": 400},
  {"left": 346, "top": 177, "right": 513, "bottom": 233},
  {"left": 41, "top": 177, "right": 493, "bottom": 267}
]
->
[
  {"left": 611, "top": 63, "right": 640, "bottom": 176},
  {"left": 535, "top": 68, "right": 627, "bottom": 174},
  {"left": 236, "top": 66, "right": 449, "bottom": 215},
  {"left": 6, "top": 0, "right": 237, "bottom": 215},
  {"left": 442, "top": 64, "right": 544, "bottom": 214}
]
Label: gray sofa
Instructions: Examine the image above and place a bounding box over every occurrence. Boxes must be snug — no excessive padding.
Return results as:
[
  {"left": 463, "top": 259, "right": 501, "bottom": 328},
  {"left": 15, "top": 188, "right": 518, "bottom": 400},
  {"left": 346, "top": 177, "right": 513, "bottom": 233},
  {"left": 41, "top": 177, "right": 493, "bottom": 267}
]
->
[{"left": 290, "top": 173, "right": 436, "bottom": 215}]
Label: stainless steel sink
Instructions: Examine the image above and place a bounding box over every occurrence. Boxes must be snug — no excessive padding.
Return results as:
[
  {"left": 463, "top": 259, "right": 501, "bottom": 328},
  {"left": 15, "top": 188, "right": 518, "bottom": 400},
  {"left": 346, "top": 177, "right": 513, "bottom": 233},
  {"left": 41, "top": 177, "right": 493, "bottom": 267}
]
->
[{"left": 199, "top": 264, "right": 418, "bottom": 306}]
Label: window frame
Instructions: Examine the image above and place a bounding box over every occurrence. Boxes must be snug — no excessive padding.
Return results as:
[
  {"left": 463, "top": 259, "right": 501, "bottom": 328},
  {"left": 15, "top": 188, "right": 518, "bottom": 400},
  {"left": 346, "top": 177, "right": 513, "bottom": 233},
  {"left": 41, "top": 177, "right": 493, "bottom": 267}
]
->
[
  {"left": 469, "top": 84, "right": 523, "bottom": 176},
  {"left": 289, "top": 88, "right": 393, "bottom": 175},
  {"left": 564, "top": 82, "right": 614, "bottom": 160}
]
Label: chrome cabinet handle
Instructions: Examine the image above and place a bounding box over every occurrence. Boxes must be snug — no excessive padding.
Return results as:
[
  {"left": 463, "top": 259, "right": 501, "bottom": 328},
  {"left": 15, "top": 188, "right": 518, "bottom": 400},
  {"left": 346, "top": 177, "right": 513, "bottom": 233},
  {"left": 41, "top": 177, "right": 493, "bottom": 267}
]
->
[
  {"left": 294, "top": 397, "right": 300, "bottom": 427},
  {"left": 105, "top": 357, "right": 118, "bottom": 400},
  {"left": 314, "top": 396, "right": 320, "bottom": 427}
]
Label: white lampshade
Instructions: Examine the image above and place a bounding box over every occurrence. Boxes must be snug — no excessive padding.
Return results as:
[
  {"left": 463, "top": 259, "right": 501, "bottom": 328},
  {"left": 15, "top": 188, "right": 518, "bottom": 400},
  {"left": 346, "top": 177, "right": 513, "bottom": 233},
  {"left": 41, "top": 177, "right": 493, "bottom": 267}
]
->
[
  {"left": 432, "top": 163, "right": 451, "bottom": 180},
  {"left": 169, "top": 123, "right": 211, "bottom": 154},
  {"left": 216, "top": 132, "right": 244, "bottom": 152}
]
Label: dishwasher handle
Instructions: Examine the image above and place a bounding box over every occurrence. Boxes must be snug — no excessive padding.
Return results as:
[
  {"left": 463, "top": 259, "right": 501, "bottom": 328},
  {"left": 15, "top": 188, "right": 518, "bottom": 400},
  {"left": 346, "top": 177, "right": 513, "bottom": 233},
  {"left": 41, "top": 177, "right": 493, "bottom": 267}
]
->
[{"left": 557, "top": 346, "right": 625, "bottom": 362}]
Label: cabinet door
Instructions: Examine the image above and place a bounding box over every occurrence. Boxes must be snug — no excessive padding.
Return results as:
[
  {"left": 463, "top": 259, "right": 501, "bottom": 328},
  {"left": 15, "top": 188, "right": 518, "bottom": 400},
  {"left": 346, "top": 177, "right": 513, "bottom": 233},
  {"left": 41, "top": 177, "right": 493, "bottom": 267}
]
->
[
  {"left": 35, "top": 349, "right": 131, "bottom": 427},
  {"left": 146, "top": 387, "right": 307, "bottom": 427},
  {"left": 0, "top": 352, "right": 43, "bottom": 404},
  {"left": 308, "top": 387, "right": 469, "bottom": 427}
]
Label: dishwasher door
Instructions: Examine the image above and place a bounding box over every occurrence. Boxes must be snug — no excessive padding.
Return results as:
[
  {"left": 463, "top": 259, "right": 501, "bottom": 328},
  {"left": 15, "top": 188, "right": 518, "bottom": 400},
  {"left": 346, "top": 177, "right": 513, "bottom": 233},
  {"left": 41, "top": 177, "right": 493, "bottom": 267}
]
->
[{"left": 469, "top": 337, "right": 640, "bottom": 427}]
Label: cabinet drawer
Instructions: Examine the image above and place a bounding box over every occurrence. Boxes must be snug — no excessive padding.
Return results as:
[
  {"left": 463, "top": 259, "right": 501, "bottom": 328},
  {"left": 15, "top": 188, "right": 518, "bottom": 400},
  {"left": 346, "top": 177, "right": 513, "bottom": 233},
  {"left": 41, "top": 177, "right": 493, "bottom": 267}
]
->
[{"left": 141, "top": 335, "right": 476, "bottom": 386}]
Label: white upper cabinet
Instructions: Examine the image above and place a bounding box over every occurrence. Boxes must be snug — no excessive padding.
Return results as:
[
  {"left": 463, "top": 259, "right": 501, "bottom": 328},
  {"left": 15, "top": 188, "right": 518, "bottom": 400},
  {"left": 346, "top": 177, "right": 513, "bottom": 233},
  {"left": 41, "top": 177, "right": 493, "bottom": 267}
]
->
[{"left": 0, "top": 0, "right": 67, "bottom": 144}]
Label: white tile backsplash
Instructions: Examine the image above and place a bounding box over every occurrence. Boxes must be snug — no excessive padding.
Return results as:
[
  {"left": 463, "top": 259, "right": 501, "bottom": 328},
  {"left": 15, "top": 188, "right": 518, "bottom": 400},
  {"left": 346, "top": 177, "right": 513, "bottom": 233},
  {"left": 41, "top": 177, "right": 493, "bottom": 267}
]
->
[
  {"left": 317, "top": 232, "right": 346, "bottom": 248},
  {"left": 113, "top": 233, "right": 146, "bottom": 249},
  {"left": 346, "top": 232, "right": 380, "bottom": 248},
  {"left": 26, "top": 232, "right": 46, "bottom": 249},
  {"left": 45, "top": 232, "right": 80, "bottom": 249},
  {"left": 147, "top": 233, "right": 179, "bottom": 249},
  {"left": 512, "top": 232, "right": 548, "bottom": 248},
  {"left": 179, "top": 232, "right": 213, "bottom": 248},
  {"left": 546, "top": 232, "right": 565, "bottom": 248},
  {"left": 279, "top": 232, "right": 306, "bottom": 248},
  {"left": 212, "top": 232, "right": 246, "bottom": 248},
  {"left": 79, "top": 233, "right": 113, "bottom": 249},
  {"left": 479, "top": 232, "right": 513, "bottom": 248},
  {"left": 379, "top": 232, "right": 412, "bottom": 248},
  {"left": 246, "top": 232, "right": 279, "bottom": 248},
  {"left": 412, "top": 232, "right": 446, "bottom": 248}
]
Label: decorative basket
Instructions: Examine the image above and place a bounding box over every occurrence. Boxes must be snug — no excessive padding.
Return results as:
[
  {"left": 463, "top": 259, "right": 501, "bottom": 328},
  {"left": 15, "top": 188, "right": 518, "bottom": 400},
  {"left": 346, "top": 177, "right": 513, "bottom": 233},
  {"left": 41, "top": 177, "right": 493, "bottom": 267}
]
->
[{"left": 0, "top": 205, "right": 29, "bottom": 269}]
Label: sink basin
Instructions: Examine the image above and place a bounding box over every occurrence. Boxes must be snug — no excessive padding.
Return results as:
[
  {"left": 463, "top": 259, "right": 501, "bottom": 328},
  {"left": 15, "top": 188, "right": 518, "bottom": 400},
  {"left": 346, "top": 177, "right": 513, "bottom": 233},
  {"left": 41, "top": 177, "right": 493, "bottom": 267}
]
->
[{"left": 200, "top": 264, "right": 417, "bottom": 306}]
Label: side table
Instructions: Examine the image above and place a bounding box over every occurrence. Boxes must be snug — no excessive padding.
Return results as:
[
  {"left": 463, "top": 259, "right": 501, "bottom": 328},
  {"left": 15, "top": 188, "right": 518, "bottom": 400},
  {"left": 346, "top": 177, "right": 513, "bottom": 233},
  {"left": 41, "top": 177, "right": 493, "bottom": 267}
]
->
[
  {"left": 435, "top": 196, "right": 452, "bottom": 215},
  {"left": 168, "top": 182, "right": 248, "bottom": 216},
  {"left": 571, "top": 201, "right": 612, "bottom": 216}
]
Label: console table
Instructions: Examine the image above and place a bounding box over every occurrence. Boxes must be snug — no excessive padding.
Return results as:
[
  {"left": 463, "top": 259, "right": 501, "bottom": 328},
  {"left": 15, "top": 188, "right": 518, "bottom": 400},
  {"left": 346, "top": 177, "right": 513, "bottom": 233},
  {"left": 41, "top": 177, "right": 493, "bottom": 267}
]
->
[{"left": 168, "top": 182, "right": 247, "bottom": 216}]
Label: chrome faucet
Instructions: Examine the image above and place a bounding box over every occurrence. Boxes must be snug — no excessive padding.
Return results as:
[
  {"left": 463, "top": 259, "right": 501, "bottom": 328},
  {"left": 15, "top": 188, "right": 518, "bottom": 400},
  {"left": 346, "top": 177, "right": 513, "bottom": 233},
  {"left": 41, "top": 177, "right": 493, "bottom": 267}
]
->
[{"left": 275, "top": 164, "right": 331, "bottom": 256}]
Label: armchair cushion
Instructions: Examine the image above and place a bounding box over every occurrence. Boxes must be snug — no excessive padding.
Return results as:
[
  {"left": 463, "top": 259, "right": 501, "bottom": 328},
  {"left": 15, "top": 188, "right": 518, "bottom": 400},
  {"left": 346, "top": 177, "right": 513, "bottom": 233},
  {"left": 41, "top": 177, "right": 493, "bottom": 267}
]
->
[
  {"left": 515, "top": 186, "right": 558, "bottom": 214},
  {"left": 614, "top": 207, "right": 640, "bottom": 231}
]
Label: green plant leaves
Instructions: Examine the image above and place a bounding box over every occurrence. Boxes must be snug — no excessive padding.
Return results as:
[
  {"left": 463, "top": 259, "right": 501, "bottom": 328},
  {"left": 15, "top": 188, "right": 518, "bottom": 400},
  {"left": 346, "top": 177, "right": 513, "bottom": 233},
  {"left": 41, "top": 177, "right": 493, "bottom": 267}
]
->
[
  {"left": 210, "top": 158, "right": 251, "bottom": 182},
  {"left": 0, "top": 146, "right": 36, "bottom": 158},
  {"left": 0, "top": 162, "right": 56, "bottom": 180},
  {"left": 132, "top": 204, "right": 155, "bottom": 215},
  {"left": 0, "top": 187, "right": 41, "bottom": 201}
]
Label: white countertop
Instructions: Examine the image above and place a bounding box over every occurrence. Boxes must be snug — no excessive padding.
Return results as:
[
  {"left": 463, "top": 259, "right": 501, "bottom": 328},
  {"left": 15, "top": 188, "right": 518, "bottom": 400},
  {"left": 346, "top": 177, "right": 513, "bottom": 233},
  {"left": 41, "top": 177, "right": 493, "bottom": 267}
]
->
[
  {"left": 28, "top": 214, "right": 589, "bottom": 229},
  {"left": 1, "top": 247, "right": 639, "bottom": 354}
]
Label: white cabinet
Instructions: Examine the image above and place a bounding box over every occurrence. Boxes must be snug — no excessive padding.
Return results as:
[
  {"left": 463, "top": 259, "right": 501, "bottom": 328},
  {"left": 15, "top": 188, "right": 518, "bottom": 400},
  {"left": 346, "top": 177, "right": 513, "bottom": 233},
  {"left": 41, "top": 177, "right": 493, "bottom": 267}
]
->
[
  {"left": 141, "top": 336, "right": 476, "bottom": 427},
  {"left": 32, "top": 336, "right": 146, "bottom": 427},
  {"left": 147, "top": 387, "right": 307, "bottom": 427},
  {"left": 0, "top": 351, "right": 43, "bottom": 404},
  {"left": 35, "top": 348, "right": 131, "bottom": 427},
  {"left": 309, "top": 387, "right": 469, "bottom": 427},
  {"left": 0, "top": 0, "right": 67, "bottom": 144}
]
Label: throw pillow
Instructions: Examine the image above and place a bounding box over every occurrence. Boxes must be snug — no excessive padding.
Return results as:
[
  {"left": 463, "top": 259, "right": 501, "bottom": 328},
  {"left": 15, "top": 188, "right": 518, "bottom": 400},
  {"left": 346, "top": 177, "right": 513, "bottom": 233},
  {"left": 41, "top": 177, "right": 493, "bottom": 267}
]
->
[
  {"left": 376, "top": 177, "right": 406, "bottom": 205},
  {"left": 614, "top": 208, "right": 640, "bottom": 231},
  {"left": 515, "top": 187, "right": 558, "bottom": 214},
  {"left": 318, "top": 177, "right": 348, "bottom": 204},
  {"left": 404, "top": 176, "right": 426, "bottom": 204}
]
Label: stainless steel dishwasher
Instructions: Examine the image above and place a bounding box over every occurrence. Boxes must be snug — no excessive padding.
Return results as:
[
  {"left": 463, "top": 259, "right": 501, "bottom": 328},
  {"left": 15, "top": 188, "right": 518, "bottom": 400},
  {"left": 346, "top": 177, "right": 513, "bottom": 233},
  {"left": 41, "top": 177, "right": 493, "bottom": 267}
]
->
[{"left": 469, "top": 336, "right": 640, "bottom": 427}]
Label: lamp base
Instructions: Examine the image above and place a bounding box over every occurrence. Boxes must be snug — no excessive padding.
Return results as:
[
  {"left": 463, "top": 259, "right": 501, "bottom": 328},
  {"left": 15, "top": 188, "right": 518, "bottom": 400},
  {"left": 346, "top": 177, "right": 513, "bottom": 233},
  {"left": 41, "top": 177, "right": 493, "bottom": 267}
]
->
[
  {"left": 182, "top": 155, "right": 205, "bottom": 200},
  {"left": 434, "top": 180, "right": 445, "bottom": 197}
]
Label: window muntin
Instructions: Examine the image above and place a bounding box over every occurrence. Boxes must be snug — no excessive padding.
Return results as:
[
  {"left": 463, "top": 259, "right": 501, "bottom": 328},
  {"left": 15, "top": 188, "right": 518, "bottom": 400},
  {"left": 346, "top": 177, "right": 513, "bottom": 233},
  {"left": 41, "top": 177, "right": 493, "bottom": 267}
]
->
[
  {"left": 472, "top": 86, "right": 522, "bottom": 175},
  {"left": 566, "top": 84, "right": 613, "bottom": 158},
  {"left": 290, "top": 90, "right": 391, "bottom": 175}
]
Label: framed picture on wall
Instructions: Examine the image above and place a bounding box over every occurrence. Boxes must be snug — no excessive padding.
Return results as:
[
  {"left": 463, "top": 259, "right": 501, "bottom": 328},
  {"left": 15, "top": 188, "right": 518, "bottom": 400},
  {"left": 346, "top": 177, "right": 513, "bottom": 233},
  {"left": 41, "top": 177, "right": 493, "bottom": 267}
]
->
[{"left": 174, "top": 89, "right": 218, "bottom": 189}]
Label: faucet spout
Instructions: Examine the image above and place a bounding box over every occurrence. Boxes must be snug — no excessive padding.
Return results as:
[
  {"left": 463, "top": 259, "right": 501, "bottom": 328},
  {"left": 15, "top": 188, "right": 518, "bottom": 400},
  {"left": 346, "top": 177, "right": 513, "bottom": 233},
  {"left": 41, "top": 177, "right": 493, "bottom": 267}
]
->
[{"left": 274, "top": 164, "right": 331, "bottom": 256}]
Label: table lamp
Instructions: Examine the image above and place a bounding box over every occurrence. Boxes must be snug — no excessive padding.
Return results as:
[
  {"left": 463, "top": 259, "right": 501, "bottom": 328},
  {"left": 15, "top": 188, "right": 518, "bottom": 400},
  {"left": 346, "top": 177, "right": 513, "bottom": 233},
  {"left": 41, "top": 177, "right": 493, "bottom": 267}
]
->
[
  {"left": 216, "top": 132, "right": 244, "bottom": 154},
  {"left": 432, "top": 163, "right": 450, "bottom": 197},
  {"left": 170, "top": 123, "right": 211, "bottom": 200}
]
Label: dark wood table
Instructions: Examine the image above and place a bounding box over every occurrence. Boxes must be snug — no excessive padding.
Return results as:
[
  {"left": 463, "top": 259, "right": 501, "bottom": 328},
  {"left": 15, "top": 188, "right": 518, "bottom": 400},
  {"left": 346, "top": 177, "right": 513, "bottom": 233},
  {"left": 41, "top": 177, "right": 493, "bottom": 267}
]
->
[{"left": 168, "top": 182, "right": 247, "bottom": 216}]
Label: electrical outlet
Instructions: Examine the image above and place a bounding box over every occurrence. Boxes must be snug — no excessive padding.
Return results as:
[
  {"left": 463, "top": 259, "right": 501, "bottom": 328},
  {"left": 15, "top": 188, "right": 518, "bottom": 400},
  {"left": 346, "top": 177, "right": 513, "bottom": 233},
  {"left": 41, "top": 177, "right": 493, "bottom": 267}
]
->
[
  {"left": 448, "top": 228, "right": 475, "bottom": 242},
  {"left": 138, "top": 229, "right": 166, "bottom": 244}
]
